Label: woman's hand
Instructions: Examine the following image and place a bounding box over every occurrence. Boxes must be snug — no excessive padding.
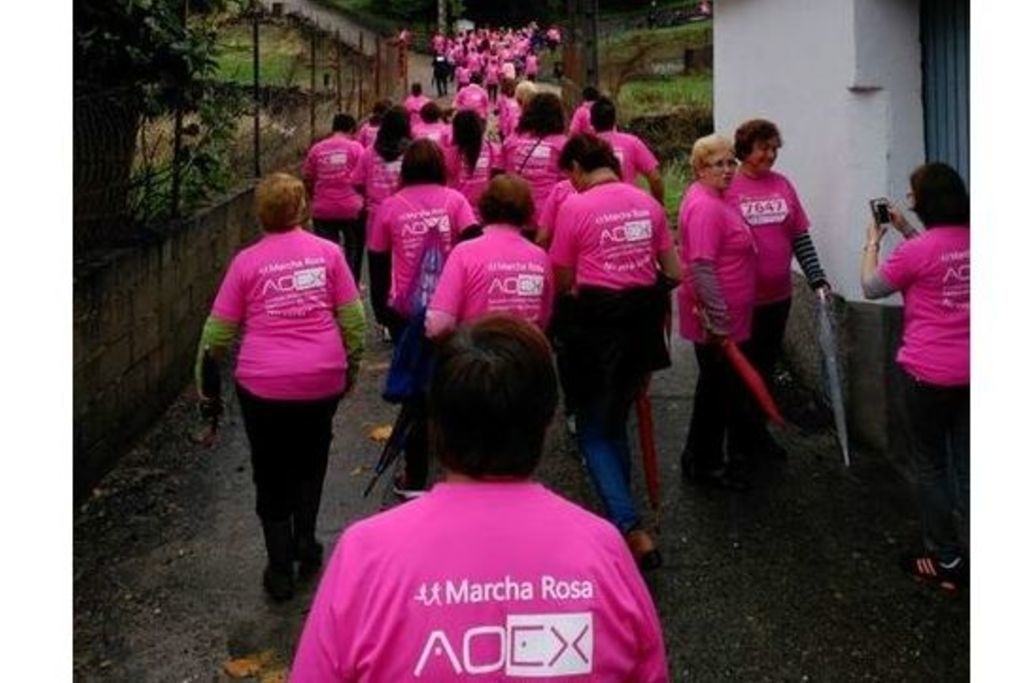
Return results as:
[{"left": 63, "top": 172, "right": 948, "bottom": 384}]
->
[
  {"left": 889, "top": 206, "right": 916, "bottom": 238},
  {"left": 865, "top": 217, "right": 886, "bottom": 246}
]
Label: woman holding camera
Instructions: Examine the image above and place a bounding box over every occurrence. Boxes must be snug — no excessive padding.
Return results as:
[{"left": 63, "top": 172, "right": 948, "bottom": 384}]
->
[{"left": 860, "top": 162, "right": 970, "bottom": 592}]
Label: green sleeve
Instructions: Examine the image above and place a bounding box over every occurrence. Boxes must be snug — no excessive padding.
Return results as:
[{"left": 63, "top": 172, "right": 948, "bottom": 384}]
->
[
  {"left": 335, "top": 300, "right": 367, "bottom": 372},
  {"left": 194, "top": 316, "right": 239, "bottom": 392}
]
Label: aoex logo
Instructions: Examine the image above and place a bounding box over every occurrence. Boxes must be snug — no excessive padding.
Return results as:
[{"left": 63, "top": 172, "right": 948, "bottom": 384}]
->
[
  {"left": 488, "top": 274, "right": 545, "bottom": 297},
  {"left": 600, "top": 219, "right": 652, "bottom": 245},
  {"left": 414, "top": 612, "right": 593, "bottom": 678},
  {"left": 261, "top": 267, "right": 326, "bottom": 295}
]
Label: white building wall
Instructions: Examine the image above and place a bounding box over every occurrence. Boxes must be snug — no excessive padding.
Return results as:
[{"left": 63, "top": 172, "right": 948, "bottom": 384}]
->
[{"left": 714, "top": 0, "right": 924, "bottom": 301}]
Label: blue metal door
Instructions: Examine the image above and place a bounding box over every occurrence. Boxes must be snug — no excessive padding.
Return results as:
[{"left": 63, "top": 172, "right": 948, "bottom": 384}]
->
[{"left": 921, "top": 0, "right": 970, "bottom": 187}]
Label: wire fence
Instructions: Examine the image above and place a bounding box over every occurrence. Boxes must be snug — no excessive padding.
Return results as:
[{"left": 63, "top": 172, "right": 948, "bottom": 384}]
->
[{"left": 74, "top": 7, "right": 407, "bottom": 252}]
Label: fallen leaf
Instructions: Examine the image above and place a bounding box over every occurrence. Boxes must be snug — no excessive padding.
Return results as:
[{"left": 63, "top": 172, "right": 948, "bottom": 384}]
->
[
  {"left": 350, "top": 464, "right": 369, "bottom": 476},
  {"left": 368, "top": 425, "right": 393, "bottom": 442},
  {"left": 223, "top": 651, "right": 273, "bottom": 679},
  {"left": 258, "top": 667, "right": 288, "bottom": 683},
  {"left": 364, "top": 361, "right": 391, "bottom": 372}
]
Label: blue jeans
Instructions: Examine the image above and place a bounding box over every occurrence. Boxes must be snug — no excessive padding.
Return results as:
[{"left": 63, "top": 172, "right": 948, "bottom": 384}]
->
[
  {"left": 901, "top": 369, "right": 970, "bottom": 563},
  {"left": 576, "top": 399, "right": 639, "bottom": 534}
]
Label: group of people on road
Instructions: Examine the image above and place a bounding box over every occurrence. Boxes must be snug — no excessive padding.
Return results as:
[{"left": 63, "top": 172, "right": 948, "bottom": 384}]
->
[{"left": 194, "top": 70, "right": 970, "bottom": 678}]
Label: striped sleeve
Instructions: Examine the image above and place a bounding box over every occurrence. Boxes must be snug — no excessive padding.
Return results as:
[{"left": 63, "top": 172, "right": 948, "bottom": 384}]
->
[{"left": 791, "top": 232, "right": 828, "bottom": 289}]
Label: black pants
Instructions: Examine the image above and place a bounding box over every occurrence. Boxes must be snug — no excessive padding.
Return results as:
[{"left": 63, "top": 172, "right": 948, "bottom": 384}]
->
[
  {"left": 731, "top": 298, "right": 791, "bottom": 453},
  {"left": 902, "top": 370, "right": 970, "bottom": 562},
  {"left": 683, "top": 342, "right": 759, "bottom": 472},
  {"left": 236, "top": 384, "right": 342, "bottom": 524},
  {"left": 313, "top": 216, "right": 366, "bottom": 286}
]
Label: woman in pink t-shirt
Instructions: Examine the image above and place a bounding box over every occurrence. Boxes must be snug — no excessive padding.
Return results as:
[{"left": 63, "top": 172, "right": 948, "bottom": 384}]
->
[
  {"left": 426, "top": 175, "right": 555, "bottom": 339},
  {"left": 549, "top": 134, "right": 681, "bottom": 570},
  {"left": 444, "top": 109, "right": 498, "bottom": 222},
  {"left": 725, "top": 118, "right": 830, "bottom": 461},
  {"left": 367, "top": 139, "right": 479, "bottom": 500},
  {"left": 677, "top": 133, "right": 757, "bottom": 492},
  {"left": 860, "top": 162, "right": 970, "bottom": 592},
  {"left": 356, "top": 99, "right": 390, "bottom": 149},
  {"left": 501, "top": 91, "right": 568, "bottom": 239},
  {"left": 291, "top": 315, "right": 669, "bottom": 682},
  {"left": 195, "top": 173, "right": 366, "bottom": 602}
]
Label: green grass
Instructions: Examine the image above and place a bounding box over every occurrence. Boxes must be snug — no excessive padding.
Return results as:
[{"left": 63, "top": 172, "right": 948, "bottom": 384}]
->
[
  {"left": 603, "top": 22, "right": 711, "bottom": 59},
  {"left": 617, "top": 72, "right": 712, "bottom": 120},
  {"left": 659, "top": 160, "right": 692, "bottom": 230},
  {"left": 215, "top": 22, "right": 312, "bottom": 86}
]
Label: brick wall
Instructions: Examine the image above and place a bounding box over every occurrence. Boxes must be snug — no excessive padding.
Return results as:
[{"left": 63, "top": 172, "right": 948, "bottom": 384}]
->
[{"left": 73, "top": 184, "right": 260, "bottom": 504}]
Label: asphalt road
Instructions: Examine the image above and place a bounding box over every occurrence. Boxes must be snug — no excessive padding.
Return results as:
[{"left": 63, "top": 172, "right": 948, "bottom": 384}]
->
[{"left": 72, "top": 286, "right": 969, "bottom": 681}]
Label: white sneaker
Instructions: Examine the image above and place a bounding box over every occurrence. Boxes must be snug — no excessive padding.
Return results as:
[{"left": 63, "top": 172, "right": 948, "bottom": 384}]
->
[{"left": 565, "top": 414, "right": 577, "bottom": 436}]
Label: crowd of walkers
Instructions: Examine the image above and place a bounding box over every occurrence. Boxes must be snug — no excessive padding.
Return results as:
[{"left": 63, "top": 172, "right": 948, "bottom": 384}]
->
[{"left": 193, "top": 42, "right": 970, "bottom": 677}]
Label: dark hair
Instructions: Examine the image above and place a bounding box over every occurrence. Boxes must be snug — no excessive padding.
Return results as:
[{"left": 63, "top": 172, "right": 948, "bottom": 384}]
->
[
  {"left": 420, "top": 101, "right": 442, "bottom": 124},
  {"left": 400, "top": 138, "right": 447, "bottom": 186},
  {"left": 558, "top": 133, "right": 622, "bottom": 177},
  {"left": 452, "top": 110, "right": 484, "bottom": 171},
  {"left": 581, "top": 85, "right": 600, "bottom": 102},
  {"left": 500, "top": 77, "right": 517, "bottom": 97},
  {"left": 517, "top": 92, "right": 566, "bottom": 137},
  {"left": 429, "top": 314, "right": 557, "bottom": 478},
  {"left": 589, "top": 96, "right": 616, "bottom": 132},
  {"left": 332, "top": 112, "right": 356, "bottom": 133},
  {"left": 478, "top": 174, "right": 534, "bottom": 226},
  {"left": 910, "top": 162, "right": 970, "bottom": 227},
  {"left": 733, "top": 118, "right": 782, "bottom": 161},
  {"left": 369, "top": 99, "right": 391, "bottom": 125},
  {"left": 411, "top": 82, "right": 423, "bottom": 96},
  {"left": 374, "top": 106, "right": 412, "bottom": 162},
  {"left": 470, "top": 71, "right": 484, "bottom": 85}
]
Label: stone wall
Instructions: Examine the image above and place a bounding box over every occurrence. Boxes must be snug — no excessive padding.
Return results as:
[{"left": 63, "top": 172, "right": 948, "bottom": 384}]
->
[
  {"left": 73, "top": 184, "right": 260, "bottom": 503},
  {"left": 784, "top": 273, "right": 911, "bottom": 474}
]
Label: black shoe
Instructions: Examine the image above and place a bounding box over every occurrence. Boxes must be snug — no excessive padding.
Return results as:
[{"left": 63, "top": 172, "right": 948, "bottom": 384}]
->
[
  {"left": 682, "top": 456, "right": 750, "bottom": 492},
  {"left": 263, "top": 564, "right": 295, "bottom": 601},
  {"left": 758, "top": 433, "right": 788, "bottom": 461},
  {"left": 901, "top": 553, "right": 967, "bottom": 593},
  {"left": 295, "top": 539, "right": 324, "bottom": 580}
]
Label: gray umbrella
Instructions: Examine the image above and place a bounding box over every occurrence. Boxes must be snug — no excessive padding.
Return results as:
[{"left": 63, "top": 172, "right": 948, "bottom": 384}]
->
[{"left": 816, "top": 290, "right": 850, "bottom": 466}]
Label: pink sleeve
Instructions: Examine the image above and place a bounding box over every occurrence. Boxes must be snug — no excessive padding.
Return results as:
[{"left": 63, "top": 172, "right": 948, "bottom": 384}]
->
[
  {"left": 352, "top": 153, "right": 367, "bottom": 187},
  {"left": 681, "top": 201, "right": 723, "bottom": 262},
  {"left": 331, "top": 247, "right": 360, "bottom": 307},
  {"left": 633, "top": 137, "right": 659, "bottom": 176},
  {"left": 210, "top": 255, "right": 248, "bottom": 323},
  {"left": 539, "top": 258, "right": 556, "bottom": 330},
  {"left": 302, "top": 146, "right": 317, "bottom": 181},
  {"left": 548, "top": 202, "right": 578, "bottom": 269},
  {"left": 623, "top": 557, "right": 670, "bottom": 681},
  {"left": 652, "top": 206, "right": 672, "bottom": 252},
  {"left": 877, "top": 241, "right": 915, "bottom": 291},
  {"left": 784, "top": 177, "right": 811, "bottom": 236},
  {"left": 452, "top": 194, "right": 479, "bottom": 231}
]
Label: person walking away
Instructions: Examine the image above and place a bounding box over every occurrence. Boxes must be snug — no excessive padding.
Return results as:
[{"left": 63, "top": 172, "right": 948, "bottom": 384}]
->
[
  {"left": 403, "top": 83, "right": 431, "bottom": 127},
  {"left": 291, "top": 314, "right": 670, "bottom": 681},
  {"left": 195, "top": 173, "right": 366, "bottom": 601},
  {"left": 724, "top": 118, "right": 830, "bottom": 461},
  {"left": 367, "top": 140, "right": 479, "bottom": 499},
  {"left": 356, "top": 99, "right": 390, "bottom": 149},
  {"left": 677, "top": 134, "right": 757, "bottom": 491},
  {"left": 303, "top": 113, "right": 367, "bottom": 284},
  {"left": 426, "top": 175, "right": 555, "bottom": 338},
  {"left": 412, "top": 102, "right": 451, "bottom": 145},
  {"left": 860, "top": 162, "right": 970, "bottom": 592},
  {"left": 590, "top": 96, "right": 664, "bottom": 205},
  {"left": 549, "top": 134, "right": 681, "bottom": 569},
  {"left": 443, "top": 109, "right": 499, "bottom": 223},
  {"left": 453, "top": 72, "right": 491, "bottom": 123},
  {"left": 568, "top": 85, "right": 599, "bottom": 137}
]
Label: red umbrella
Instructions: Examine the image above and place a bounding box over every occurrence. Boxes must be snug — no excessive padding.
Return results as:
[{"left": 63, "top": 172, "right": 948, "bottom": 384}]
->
[
  {"left": 635, "top": 374, "right": 660, "bottom": 524},
  {"left": 720, "top": 338, "right": 785, "bottom": 425}
]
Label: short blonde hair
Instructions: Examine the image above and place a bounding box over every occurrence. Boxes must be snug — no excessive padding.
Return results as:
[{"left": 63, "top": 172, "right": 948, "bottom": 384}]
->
[
  {"left": 255, "top": 173, "right": 307, "bottom": 233},
  {"left": 514, "top": 80, "right": 538, "bottom": 107},
  {"left": 689, "top": 134, "right": 733, "bottom": 176}
]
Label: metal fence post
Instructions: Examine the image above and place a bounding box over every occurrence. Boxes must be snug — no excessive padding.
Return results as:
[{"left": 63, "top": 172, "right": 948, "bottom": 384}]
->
[
  {"left": 252, "top": 1, "right": 261, "bottom": 177},
  {"left": 358, "top": 32, "right": 364, "bottom": 119},
  {"left": 310, "top": 25, "right": 317, "bottom": 146}
]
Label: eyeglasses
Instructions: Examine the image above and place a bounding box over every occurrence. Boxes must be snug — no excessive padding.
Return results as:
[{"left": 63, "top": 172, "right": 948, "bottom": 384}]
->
[{"left": 706, "top": 158, "right": 739, "bottom": 171}]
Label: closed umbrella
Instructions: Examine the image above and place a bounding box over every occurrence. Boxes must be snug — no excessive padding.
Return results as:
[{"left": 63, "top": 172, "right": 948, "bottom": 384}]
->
[
  {"left": 816, "top": 290, "right": 850, "bottom": 466},
  {"left": 720, "top": 338, "right": 785, "bottom": 425}
]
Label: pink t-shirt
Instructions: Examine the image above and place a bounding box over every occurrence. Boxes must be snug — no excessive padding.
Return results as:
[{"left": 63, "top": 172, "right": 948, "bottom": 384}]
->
[
  {"left": 502, "top": 133, "right": 569, "bottom": 224},
  {"left": 536, "top": 178, "right": 576, "bottom": 233},
  {"left": 677, "top": 182, "right": 757, "bottom": 343},
  {"left": 498, "top": 96, "right": 522, "bottom": 140},
  {"left": 444, "top": 140, "right": 499, "bottom": 220},
  {"left": 597, "top": 129, "right": 658, "bottom": 186},
  {"left": 356, "top": 122, "right": 379, "bottom": 150},
  {"left": 413, "top": 121, "right": 451, "bottom": 146},
  {"left": 367, "top": 184, "right": 478, "bottom": 308},
  {"left": 211, "top": 229, "right": 359, "bottom": 400},
  {"left": 290, "top": 482, "right": 669, "bottom": 682},
  {"left": 724, "top": 170, "right": 811, "bottom": 305},
  {"left": 568, "top": 102, "right": 594, "bottom": 137},
  {"left": 878, "top": 226, "right": 970, "bottom": 386},
  {"left": 429, "top": 225, "right": 555, "bottom": 329},
  {"left": 454, "top": 83, "right": 491, "bottom": 121},
  {"left": 485, "top": 62, "right": 500, "bottom": 86},
  {"left": 353, "top": 149, "right": 403, "bottom": 222},
  {"left": 549, "top": 181, "right": 672, "bottom": 290},
  {"left": 302, "top": 134, "right": 365, "bottom": 221},
  {"left": 525, "top": 53, "right": 539, "bottom": 76},
  {"left": 404, "top": 94, "right": 432, "bottom": 126}
]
